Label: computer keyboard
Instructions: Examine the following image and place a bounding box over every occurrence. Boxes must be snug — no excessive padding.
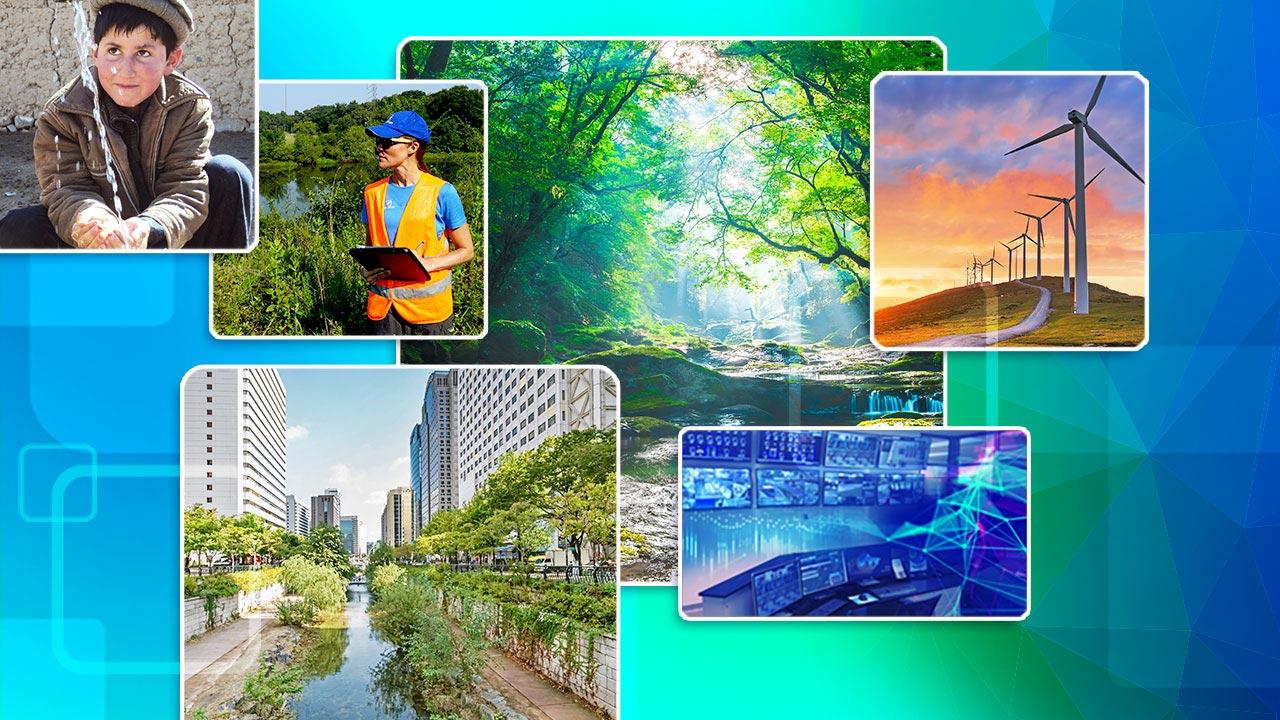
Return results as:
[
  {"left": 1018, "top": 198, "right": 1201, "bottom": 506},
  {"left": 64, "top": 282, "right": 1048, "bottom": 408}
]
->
[
  {"left": 810, "top": 598, "right": 847, "bottom": 616},
  {"left": 876, "top": 584, "right": 920, "bottom": 600}
]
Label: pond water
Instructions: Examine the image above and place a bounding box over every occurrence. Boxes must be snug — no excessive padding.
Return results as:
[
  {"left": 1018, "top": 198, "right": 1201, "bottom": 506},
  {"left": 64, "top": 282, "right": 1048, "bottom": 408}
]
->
[{"left": 259, "top": 156, "right": 479, "bottom": 220}]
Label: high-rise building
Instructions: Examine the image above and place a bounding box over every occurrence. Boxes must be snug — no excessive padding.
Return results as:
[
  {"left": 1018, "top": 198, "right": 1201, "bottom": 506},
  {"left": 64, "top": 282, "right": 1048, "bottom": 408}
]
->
[
  {"left": 382, "top": 486, "right": 414, "bottom": 547},
  {"left": 285, "top": 494, "right": 309, "bottom": 536},
  {"left": 311, "top": 491, "right": 340, "bottom": 529},
  {"left": 451, "top": 367, "right": 617, "bottom": 505},
  {"left": 422, "top": 371, "right": 456, "bottom": 525},
  {"left": 183, "top": 368, "right": 288, "bottom": 528},
  {"left": 339, "top": 515, "right": 359, "bottom": 555},
  {"left": 409, "top": 423, "right": 424, "bottom": 538}
]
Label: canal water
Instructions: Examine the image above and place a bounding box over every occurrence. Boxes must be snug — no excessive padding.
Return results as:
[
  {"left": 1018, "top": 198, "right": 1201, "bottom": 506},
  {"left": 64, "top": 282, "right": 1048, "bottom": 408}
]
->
[
  {"left": 290, "top": 582, "right": 522, "bottom": 720},
  {"left": 290, "top": 582, "right": 430, "bottom": 719}
]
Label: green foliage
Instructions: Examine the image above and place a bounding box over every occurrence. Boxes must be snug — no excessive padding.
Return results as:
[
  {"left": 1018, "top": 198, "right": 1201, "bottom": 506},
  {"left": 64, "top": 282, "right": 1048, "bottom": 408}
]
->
[
  {"left": 275, "top": 597, "right": 318, "bottom": 627},
  {"left": 368, "top": 578, "right": 488, "bottom": 715},
  {"left": 281, "top": 556, "right": 347, "bottom": 611},
  {"left": 304, "top": 524, "right": 356, "bottom": 579},
  {"left": 214, "top": 152, "right": 485, "bottom": 337},
  {"left": 407, "top": 568, "right": 615, "bottom": 633},
  {"left": 241, "top": 658, "right": 304, "bottom": 719},
  {"left": 183, "top": 506, "right": 305, "bottom": 571},
  {"left": 370, "top": 563, "right": 407, "bottom": 597},
  {"left": 367, "top": 541, "right": 396, "bottom": 570},
  {"left": 228, "top": 567, "right": 283, "bottom": 594},
  {"left": 415, "top": 430, "right": 616, "bottom": 567},
  {"left": 187, "top": 573, "right": 238, "bottom": 599},
  {"left": 258, "top": 87, "right": 483, "bottom": 166}
]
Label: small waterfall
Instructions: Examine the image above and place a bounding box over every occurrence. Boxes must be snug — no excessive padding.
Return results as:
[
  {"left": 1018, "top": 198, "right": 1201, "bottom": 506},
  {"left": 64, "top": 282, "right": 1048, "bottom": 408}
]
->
[{"left": 861, "top": 390, "right": 943, "bottom": 416}]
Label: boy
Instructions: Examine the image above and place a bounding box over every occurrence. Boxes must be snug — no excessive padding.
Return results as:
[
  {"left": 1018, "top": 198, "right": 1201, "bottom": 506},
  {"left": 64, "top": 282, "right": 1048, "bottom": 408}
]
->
[{"left": 0, "top": 0, "right": 252, "bottom": 249}]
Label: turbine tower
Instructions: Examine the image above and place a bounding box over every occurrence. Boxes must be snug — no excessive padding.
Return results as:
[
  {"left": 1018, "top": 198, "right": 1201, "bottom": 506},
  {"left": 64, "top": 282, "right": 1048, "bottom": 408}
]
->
[
  {"left": 999, "top": 240, "right": 1015, "bottom": 283},
  {"left": 1015, "top": 207, "right": 1055, "bottom": 280},
  {"left": 1030, "top": 168, "right": 1105, "bottom": 295},
  {"left": 1006, "top": 75, "right": 1145, "bottom": 314}
]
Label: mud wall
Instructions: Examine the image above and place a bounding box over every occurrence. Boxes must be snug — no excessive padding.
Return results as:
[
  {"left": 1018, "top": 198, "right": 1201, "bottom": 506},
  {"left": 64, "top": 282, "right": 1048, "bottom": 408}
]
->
[{"left": 0, "top": 0, "right": 255, "bottom": 131}]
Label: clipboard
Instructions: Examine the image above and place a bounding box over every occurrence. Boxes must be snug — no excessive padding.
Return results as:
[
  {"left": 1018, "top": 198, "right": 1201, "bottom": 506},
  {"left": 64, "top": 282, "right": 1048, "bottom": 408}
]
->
[{"left": 348, "top": 246, "right": 432, "bottom": 283}]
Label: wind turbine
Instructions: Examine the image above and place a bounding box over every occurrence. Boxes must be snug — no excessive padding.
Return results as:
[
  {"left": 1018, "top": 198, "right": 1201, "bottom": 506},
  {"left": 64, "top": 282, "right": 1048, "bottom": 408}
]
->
[
  {"left": 1005, "top": 75, "right": 1145, "bottom": 314},
  {"left": 1014, "top": 207, "right": 1054, "bottom": 279},
  {"left": 1014, "top": 219, "right": 1034, "bottom": 280},
  {"left": 971, "top": 254, "right": 982, "bottom": 284},
  {"left": 1030, "top": 168, "right": 1105, "bottom": 294},
  {"left": 998, "top": 240, "right": 1016, "bottom": 283},
  {"left": 984, "top": 249, "right": 1002, "bottom": 284}
]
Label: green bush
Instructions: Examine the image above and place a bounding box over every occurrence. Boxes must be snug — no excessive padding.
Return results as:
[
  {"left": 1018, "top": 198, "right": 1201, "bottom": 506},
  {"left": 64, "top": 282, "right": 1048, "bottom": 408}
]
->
[
  {"left": 186, "top": 574, "right": 239, "bottom": 600},
  {"left": 228, "top": 567, "right": 284, "bottom": 593},
  {"left": 276, "top": 598, "right": 317, "bottom": 627},
  {"left": 369, "top": 563, "right": 406, "bottom": 597},
  {"left": 241, "top": 657, "right": 304, "bottom": 719},
  {"left": 281, "top": 557, "right": 347, "bottom": 611}
]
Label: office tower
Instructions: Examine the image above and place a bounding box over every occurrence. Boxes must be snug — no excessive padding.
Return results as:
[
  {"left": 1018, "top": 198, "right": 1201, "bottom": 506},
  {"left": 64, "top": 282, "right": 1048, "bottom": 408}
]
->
[
  {"left": 183, "top": 368, "right": 288, "bottom": 528},
  {"left": 450, "top": 367, "right": 618, "bottom": 506},
  {"left": 285, "top": 494, "right": 309, "bottom": 536},
  {"left": 381, "top": 486, "right": 414, "bottom": 547},
  {"left": 409, "top": 423, "right": 424, "bottom": 538},
  {"left": 422, "top": 370, "right": 455, "bottom": 525},
  {"left": 311, "top": 491, "right": 340, "bottom": 529},
  {"left": 340, "top": 515, "right": 359, "bottom": 555}
]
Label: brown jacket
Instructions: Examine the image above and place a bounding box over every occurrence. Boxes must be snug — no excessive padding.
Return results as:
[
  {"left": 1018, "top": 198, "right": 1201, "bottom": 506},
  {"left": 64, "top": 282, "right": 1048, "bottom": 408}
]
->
[{"left": 34, "top": 70, "right": 214, "bottom": 248}]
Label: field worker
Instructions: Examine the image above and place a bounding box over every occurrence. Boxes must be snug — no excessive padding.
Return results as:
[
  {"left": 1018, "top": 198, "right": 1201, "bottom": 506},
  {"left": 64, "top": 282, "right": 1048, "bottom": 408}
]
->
[
  {"left": 360, "top": 109, "right": 474, "bottom": 336},
  {"left": 0, "top": 0, "right": 253, "bottom": 249}
]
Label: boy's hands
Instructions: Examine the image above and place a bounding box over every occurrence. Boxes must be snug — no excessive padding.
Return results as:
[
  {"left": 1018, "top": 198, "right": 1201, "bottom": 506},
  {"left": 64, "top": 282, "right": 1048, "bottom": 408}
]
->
[{"left": 69, "top": 207, "right": 149, "bottom": 249}]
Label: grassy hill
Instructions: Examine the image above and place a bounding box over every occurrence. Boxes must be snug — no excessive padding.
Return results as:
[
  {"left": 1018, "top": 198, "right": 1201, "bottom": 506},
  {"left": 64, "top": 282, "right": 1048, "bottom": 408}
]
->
[
  {"left": 874, "top": 276, "right": 1145, "bottom": 348},
  {"left": 1002, "top": 278, "right": 1146, "bottom": 347},
  {"left": 874, "top": 281, "right": 1043, "bottom": 346}
]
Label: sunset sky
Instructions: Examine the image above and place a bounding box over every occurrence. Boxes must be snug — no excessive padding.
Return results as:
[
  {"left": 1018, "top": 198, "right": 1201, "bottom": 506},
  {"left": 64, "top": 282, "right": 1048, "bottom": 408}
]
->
[{"left": 871, "top": 74, "right": 1147, "bottom": 310}]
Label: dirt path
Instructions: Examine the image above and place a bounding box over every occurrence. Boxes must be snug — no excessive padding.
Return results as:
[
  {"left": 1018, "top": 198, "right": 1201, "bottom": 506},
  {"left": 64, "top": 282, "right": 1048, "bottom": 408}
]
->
[{"left": 922, "top": 280, "right": 1052, "bottom": 348}]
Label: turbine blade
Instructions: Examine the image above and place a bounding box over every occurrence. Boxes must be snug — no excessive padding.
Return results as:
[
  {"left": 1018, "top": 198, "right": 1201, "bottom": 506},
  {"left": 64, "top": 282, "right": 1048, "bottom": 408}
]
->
[
  {"left": 1084, "top": 167, "right": 1105, "bottom": 188},
  {"left": 1066, "top": 207, "right": 1077, "bottom": 236},
  {"left": 1085, "top": 76, "right": 1106, "bottom": 117},
  {"left": 1015, "top": 211, "right": 1036, "bottom": 219},
  {"left": 1005, "top": 123, "right": 1074, "bottom": 155},
  {"left": 1029, "top": 193, "right": 1063, "bottom": 202},
  {"left": 1041, "top": 202, "right": 1059, "bottom": 219},
  {"left": 1086, "top": 125, "right": 1145, "bottom": 183}
]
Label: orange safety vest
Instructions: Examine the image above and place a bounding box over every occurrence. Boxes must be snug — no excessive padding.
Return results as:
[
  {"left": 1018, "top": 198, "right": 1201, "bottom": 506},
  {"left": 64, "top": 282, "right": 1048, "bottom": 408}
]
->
[{"left": 363, "top": 174, "right": 454, "bottom": 324}]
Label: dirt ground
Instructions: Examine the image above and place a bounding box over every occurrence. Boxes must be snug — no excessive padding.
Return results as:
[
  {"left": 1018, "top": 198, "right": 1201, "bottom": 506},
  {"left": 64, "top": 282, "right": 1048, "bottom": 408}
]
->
[{"left": 0, "top": 130, "right": 253, "bottom": 215}]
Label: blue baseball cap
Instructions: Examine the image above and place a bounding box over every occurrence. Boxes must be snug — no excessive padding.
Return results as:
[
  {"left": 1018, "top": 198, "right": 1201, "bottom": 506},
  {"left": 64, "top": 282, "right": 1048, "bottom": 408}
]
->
[{"left": 365, "top": 110, "right": 431, "bottom": 143}]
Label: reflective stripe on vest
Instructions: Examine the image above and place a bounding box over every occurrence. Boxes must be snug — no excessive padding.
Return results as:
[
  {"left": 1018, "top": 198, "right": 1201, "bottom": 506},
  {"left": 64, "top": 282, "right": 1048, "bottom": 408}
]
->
[{"left": 363, "top": 174, "right": 455, "bottom": 325}]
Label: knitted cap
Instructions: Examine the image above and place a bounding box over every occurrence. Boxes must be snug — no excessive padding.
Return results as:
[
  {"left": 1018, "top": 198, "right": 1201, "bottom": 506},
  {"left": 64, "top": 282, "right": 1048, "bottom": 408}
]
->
[{"left": 89, "top": 0, "right": 195, "bottom": 46}]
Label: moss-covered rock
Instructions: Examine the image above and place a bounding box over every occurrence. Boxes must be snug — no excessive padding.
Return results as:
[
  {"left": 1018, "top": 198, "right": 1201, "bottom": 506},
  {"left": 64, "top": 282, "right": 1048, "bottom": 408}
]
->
[{"left": 477, "top": 320, "right": 547, "bottom": 363}]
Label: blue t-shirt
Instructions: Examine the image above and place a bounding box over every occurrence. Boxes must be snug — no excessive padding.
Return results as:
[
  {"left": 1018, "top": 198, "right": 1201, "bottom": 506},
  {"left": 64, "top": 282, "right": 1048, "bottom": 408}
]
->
[{"left": 361, "top": 180, "right": 467, "bottom": 247}]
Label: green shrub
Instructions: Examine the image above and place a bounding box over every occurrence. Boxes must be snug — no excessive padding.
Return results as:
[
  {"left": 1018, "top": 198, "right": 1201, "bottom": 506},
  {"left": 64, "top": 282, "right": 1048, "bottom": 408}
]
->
[
  {"left": 276, "top": 598, "right": 317, "bottom": 627},
  {"left": 281, "top": 557, "right": 347, "bottom": 610},
  {"left": 369, "top": 564, "right": 406, "bottom": 597},
  {"left": 187, "top": 574, "right": 239, "bottom": 600},
  {"left": 228, "top": 567, "right": 284, "bottom": 594},
  {"left": 241, "top": 657, "right": 304, "bottom": 719}
]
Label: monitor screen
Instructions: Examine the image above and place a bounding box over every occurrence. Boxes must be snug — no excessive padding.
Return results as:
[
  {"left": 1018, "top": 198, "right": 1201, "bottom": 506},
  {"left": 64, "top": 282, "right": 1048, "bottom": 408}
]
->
[
  {"left": 824, "top": 432, "right": 881, "bottom": 467},
  {"left": 681, "top": 467, "right": 752, "bottom": 510},
  {"left": 799, "top": 550, "right": 848, "bottom": 595},
  {"left": 879, "top": 437, "right": 931, "bottom": 469},
  {"left": 756, "top": 469, "right": 821, "bottom": 507},
  {"left": 845, "top": 546, "right": 887, "bottom": 581},
  {"left": 757, "top": 430, "right": 824, "bottom": 465},
  {"left": 822, "top": 471, "right": 879, "bottom": 506},
  {"left": 752, "top": 562, "right": 802, "bottom": 616},
  {"left": 682, "top": 430, "right": 752, "bottom": 461}
]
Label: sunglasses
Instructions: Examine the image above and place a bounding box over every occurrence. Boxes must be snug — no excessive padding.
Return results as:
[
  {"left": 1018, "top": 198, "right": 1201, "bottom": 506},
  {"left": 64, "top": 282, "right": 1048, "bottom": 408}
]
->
[{"left": 373, "top": 137, "right": 415, "bottom": 151}]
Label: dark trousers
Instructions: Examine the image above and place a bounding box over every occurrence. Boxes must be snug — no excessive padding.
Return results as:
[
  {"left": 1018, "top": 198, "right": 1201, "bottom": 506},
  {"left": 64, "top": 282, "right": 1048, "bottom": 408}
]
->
[
  {"left": 370, "top": 308, "right": 455, "bottom": 336},
  {"left": 0, "top": 154, "right": 253, "bottom": 250}
]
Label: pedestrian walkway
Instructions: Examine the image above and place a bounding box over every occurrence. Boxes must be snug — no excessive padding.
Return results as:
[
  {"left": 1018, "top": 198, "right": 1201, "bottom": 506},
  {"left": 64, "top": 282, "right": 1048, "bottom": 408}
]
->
[
  {"left": 481, "top": 647, "right": 601, "bottom": 720},
  {"left": 184, "top": 606, "right": 277, "bottom": 680}
]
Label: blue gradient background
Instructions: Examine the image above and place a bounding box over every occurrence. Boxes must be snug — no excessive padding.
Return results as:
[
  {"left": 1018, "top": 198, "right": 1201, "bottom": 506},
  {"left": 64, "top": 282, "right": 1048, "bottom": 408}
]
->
[{"left": 2, "top": 1, "right": 1277, "bottom": 718}]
